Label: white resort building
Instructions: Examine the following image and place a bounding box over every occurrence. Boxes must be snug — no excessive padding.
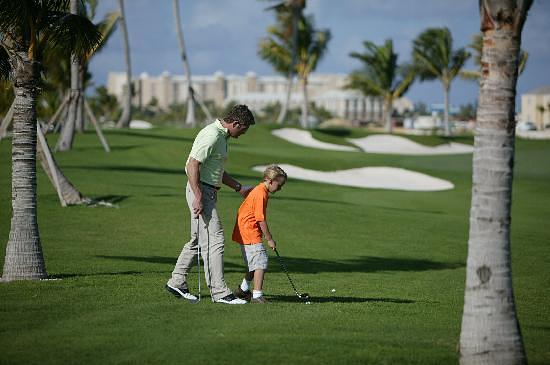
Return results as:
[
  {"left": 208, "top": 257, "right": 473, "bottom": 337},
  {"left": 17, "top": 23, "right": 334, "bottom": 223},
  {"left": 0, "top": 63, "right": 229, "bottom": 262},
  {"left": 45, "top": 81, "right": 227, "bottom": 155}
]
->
[
  {"left": 520, "top": 86, "right": 550, "bottom": 130},
  {"left": 107, "top": 71, "right": 413, "bottom": 122}
]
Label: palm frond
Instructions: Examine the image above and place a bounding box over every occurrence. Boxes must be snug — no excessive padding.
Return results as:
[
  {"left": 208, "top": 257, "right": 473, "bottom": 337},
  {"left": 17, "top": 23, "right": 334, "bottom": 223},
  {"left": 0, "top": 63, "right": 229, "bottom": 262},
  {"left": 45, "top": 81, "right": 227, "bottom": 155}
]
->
[
  {"left": 258, "top": 38, "right": 292, "bottom": 74},
  {"left": 345, "top": 71, "right": 385, "bottom": 96},
  {"left": 393, "top": 64, "right": 416, "bottom": 98},
  {"left": 518, "top": 50, "right": 528, "bottom": 75},
  {"left": 347, "top": 38, "right": 411, "bottom": 100},
  {"left": 41, "top": 12, "right": 102, "bottom": 60},
  {"left": 0, "top": 0, "right": 35, "bottom": 35},
  {"left": 85, "top": 10, "right": 120, "bottom": 61}
]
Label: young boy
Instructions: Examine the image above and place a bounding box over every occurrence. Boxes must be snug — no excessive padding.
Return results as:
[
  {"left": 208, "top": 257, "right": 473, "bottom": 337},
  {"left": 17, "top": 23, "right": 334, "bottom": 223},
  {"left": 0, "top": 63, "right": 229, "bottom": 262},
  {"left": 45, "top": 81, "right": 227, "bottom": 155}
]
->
[{"left": 232, "top": 165, "right": 287, "bottom": 304}]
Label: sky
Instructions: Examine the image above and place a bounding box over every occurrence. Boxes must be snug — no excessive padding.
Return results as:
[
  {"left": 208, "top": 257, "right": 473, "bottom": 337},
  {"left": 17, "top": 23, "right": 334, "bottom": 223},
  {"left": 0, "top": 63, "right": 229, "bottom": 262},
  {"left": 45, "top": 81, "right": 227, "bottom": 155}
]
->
[{"left": 89, "top": 0, "right": 550, "bottom": 108}]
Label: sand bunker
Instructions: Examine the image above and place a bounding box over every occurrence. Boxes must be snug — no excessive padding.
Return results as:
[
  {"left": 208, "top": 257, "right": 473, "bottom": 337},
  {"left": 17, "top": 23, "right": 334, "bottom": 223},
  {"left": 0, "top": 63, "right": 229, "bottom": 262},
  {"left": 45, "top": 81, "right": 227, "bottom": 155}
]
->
[
  {"left": 271, "top": 128, "right": 473, "bottom": 155},
  {"left": 349, "top": 135, "right": 474, "bottom": 155},
  {"left": 253, "top": 164, "right": 454, "bottom": 191},
  {"left": 272, "top": 128, "right": 358, "bottom": 152}
]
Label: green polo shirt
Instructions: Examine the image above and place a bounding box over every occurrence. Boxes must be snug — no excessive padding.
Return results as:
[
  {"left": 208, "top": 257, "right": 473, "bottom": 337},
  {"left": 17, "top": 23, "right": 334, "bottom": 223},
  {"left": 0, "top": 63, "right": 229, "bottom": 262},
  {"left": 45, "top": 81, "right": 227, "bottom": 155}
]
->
[{"left": 186, "top": 119, "right": 229, "bottom": 187}]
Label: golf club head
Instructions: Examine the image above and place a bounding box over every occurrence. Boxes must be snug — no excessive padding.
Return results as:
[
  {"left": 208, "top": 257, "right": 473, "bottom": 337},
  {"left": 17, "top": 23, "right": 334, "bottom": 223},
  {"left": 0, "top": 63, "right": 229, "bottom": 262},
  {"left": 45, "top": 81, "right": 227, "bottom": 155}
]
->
[
  {"left": 188, "top": 297, "right": 200, "bottom": 304},
  {"left": 298, "top": 293, "right": 310, "bottom": 300}
]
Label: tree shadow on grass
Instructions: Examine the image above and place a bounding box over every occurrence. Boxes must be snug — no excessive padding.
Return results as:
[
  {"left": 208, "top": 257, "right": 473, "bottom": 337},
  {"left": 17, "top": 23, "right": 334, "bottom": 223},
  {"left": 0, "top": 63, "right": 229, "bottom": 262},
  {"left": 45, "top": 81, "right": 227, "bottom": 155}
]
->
[
  {"left": 370, "top": 204, "right": 444, "bottom": 215},
  {"left": 95, "top": 255, "right": 462, "bottom": 274},
  {"left": 91, "top": 195, "right": 130, "bottom": 204},
  {"left": 268, "top": 195, "right": 356, "bottom": 206},
  {"left": 268, "top": 255, "right": 463, "bottom": 274},
  {"left": 50, "top": 270, "right": 166, "bottom": 279},
  {"left": 95, "top": 255, "right": 244, "bottom": 271},
  {"left": 108, "top": 130, "right": 194, "bottom": 143},
  {"left": 64, "top": 165, "right": 185, "bottom": 176},
  {"left": 268, "top": 294, "right": 416, "bottom": 304}
]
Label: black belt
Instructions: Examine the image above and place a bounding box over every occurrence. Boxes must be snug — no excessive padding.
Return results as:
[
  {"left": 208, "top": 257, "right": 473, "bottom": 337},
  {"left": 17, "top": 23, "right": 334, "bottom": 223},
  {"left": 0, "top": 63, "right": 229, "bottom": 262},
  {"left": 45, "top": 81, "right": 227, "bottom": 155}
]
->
[{"left": 200, "top": 181, "right": 221, "bottom": 190}]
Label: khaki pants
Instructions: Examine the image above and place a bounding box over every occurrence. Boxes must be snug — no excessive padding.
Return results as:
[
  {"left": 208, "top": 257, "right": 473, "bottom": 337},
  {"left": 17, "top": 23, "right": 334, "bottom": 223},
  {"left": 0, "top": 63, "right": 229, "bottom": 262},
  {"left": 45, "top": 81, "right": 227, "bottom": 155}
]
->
[{"left": 167, "top": 182, "right": 232, "bottom": 301}]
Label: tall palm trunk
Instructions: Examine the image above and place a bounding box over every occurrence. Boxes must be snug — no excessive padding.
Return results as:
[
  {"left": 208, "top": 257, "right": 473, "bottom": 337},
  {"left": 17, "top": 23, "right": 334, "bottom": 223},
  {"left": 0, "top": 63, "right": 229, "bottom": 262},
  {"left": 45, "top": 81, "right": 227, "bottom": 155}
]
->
[
  {"left": 459, "top": 1, "right": 531, "bottom": 364},
  {"left": 75, "top": 66, "right": 85, "bottom": 133},
  {"left": 116, "top": 0, "right": 132, "bottom": 128},
  {"left": 57, "top": 0, "right": 81, "bottom": 151},
  {"left": 384, "top": 95, "right": 393, "bottom": 133},
  {"left": 2, "top": 54, "right": 47, "bottom": 281},
  {"left": 300, "top": 76, "right": 309, "bottom": 128},
  {"left": 277, "top": 8, "right": 299, "bottom": 124},
  {"left": 443, "top": 79, "right": 451, "bottom": 136},
  {"left": 277, "top": 73, "right": 293, "bottom": 124},
  {"left": 172, "top": 0, "right": 195, "bottom": 127}
]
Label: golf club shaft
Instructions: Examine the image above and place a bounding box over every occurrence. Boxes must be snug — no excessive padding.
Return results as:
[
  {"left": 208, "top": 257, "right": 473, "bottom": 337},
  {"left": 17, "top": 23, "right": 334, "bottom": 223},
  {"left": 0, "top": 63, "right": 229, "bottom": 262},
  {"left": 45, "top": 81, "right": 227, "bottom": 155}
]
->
[
  {"left": 274, "top": 249, "right": 302, "bottom": 297},
  {"left": 196, "top": 217, "right": 201, "bottom": 302}
]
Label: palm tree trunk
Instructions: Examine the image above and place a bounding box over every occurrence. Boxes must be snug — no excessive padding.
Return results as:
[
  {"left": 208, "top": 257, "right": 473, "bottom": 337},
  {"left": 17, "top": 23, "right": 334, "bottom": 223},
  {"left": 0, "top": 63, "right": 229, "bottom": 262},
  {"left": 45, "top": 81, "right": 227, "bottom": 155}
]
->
[
  {"left": 278, "top": 7, "right": 299, "bottom": 124},
  {"left": 172, "top": 0, "right": 196, "bottom": 127},
  {"left": 300, "top": 76, "right": 309, "bottom": 128},
  {"left": 444, "top": 81, "right": 451, "bottom": 136},
  {"left": 2, "top": 54, "right": 47, "bottom": 281},
  {"left": 459, "top": 1, "right": 531, "bottom": 363},
  {"left": 116, "top": 0, "right": 132, "bottom": 128},
  {"left": 57, "top": 0, "right": 81, "bottom": 149},
  {"left": 75, "top": 66, "right": 85, "bottom": 133},
  {"left": 57, "top": 0, "right": 81, "bottom": 151},
  {"left": 384, "top": 96, "right": 393, "bottom": 133},
  {"left": 277, "top": 73, "right": 293, "bottom": 124}
]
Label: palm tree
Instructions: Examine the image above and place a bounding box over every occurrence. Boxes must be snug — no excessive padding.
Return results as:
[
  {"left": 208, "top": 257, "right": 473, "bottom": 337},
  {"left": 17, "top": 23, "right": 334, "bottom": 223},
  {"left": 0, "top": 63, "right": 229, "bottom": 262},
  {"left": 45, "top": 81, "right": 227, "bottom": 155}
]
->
[
  {"left": 347, "top": 39, "right": 415, "bottom": 133},
  {"left": 459, "top": 1, "right": 533, "bottom": 364},
  {"left": 0, "top": 0, "right": 101, "bottom": 281},
  {"left": 264, "top": 0, "right": 306, "bottom": 124},
  {"left": 412, "top": 27, "right": 470, "bottom": 136},
  {"left": 295, "top": 15, "right": 330, "bottom": 128},
  {"left": 172, "top": 0, "right": 196, "bottom": 126},
  {"left": 258, "top": 16, "right": 293, "bottom": 120},
  {"left": 461, "top": 33, "right": 528, "bottom": 81},
  {"left": 115, "top": 0, "right": 132, "bottom": 128},
  {"left": 57, "top": 0, "right": 118, "bottom": 150},
  {"left": 57, "top": 0, "right": 82, "bottom": 151}
]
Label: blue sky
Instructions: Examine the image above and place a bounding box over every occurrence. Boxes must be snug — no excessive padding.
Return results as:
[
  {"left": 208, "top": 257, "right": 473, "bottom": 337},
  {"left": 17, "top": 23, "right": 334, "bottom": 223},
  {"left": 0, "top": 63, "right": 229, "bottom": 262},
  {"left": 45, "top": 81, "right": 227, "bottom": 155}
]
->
[{"left": 89, "top": 0, "right": 550, "bottom": 108}]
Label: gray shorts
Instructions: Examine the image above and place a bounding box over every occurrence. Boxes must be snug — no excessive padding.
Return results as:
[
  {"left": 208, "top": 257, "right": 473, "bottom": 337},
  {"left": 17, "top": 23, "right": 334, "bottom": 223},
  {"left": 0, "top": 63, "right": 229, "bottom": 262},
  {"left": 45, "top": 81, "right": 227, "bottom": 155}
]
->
[{"left": 240, "top": 243, "right": 268, "bottom": 271}]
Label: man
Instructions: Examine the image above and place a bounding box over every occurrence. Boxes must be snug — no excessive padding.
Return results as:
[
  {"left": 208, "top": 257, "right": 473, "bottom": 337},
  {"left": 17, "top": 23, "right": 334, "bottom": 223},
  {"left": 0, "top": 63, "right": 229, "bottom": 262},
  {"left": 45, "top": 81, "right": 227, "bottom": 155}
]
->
[{"left": 166, "top": 105, "right": 255, "bottom": 304}]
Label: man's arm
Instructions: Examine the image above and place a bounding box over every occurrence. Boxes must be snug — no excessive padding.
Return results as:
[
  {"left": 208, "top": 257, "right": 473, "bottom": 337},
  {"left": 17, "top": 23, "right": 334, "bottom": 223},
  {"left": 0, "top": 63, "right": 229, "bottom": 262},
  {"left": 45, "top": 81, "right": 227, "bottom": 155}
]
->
[
  {"left": 258, "top": 221, "right": 276, "bottom": 250},
  {"left": 186, "top": 157, "right": 203, "bottom": 216},
  {"left": 222, "top": 171, "right": 252, "bottom": 198}
]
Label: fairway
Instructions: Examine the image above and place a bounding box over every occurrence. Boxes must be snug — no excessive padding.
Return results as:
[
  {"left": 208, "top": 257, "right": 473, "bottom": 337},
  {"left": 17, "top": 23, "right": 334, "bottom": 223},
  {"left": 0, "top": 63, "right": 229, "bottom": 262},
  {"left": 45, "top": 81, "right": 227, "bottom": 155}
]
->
[{"left": 1, "top": 126, "right": 549, "bottom": 364}]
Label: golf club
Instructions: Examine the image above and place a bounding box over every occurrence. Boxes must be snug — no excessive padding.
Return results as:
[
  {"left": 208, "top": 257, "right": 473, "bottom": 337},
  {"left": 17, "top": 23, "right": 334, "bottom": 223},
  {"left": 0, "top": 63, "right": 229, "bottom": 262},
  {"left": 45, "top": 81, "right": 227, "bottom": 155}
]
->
[
  {"left": 274, "top": 248, "right": 310, "bottom": 302},
  {"left": 189, "top": 217, "right": 201, "bottom": 304}
]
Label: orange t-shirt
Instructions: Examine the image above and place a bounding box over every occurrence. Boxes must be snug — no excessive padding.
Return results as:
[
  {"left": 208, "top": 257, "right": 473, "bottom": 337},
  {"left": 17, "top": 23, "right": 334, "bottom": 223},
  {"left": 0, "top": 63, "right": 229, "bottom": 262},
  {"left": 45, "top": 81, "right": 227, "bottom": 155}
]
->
[{"left": 232, "top": 183, "right": 269, "bottom": 245}]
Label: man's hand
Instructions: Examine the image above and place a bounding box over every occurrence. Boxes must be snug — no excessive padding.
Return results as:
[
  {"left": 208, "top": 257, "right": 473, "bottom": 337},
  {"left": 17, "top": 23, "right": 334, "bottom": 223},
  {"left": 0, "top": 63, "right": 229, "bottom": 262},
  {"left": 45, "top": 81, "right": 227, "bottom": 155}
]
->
[
  {"left": 239, "top": 185, "right": 253, "bottom": 198},
  {"left": 267, "top": 239, "right": 276, "bottom": 251},
  {"left": 192, "top": 197, "right": 203, "bottom": 216}
]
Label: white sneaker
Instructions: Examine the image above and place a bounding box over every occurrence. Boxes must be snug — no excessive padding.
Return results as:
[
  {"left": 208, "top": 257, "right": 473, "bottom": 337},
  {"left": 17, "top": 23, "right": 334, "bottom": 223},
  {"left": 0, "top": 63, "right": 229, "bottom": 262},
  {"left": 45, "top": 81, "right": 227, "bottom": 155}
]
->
[
  {"left": 216, "top": 293, "right": 247, "bottom": 304},
  {"left": 165, "top": 284, "right": 198, "bottom": 301}
]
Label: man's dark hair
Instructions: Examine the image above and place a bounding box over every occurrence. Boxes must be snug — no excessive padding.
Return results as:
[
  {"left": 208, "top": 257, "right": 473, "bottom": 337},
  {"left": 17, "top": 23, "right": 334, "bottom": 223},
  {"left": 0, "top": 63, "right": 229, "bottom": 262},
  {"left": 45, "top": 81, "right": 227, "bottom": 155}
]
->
[{"left": 223, "top": 104, "right": 255, "bottom": 126}]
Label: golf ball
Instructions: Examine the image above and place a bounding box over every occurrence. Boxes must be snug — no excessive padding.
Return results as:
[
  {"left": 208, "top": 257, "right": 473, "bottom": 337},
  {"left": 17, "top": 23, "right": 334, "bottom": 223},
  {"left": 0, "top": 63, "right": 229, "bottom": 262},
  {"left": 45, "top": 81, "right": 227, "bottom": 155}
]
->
[
  {"left": 331, "top": 289, "right": 336, "bottom": 292},
  {"left": 305, "top": 301, "right": 311, "bottom": 305}
]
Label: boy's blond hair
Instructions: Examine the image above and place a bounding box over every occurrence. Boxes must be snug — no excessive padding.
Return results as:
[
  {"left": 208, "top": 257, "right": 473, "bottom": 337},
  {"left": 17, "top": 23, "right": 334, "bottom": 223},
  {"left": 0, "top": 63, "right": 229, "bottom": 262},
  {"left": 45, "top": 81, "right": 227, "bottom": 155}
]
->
[{"left": 263, "top": 164, "right": 287, "bottom": 181}]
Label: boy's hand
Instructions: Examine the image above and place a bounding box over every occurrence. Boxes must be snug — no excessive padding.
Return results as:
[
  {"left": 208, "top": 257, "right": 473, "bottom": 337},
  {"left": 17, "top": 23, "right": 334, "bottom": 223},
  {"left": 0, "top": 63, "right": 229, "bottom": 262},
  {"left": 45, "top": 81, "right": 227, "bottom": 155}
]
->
[
  {"left": 239, "top": 185, "right": 253, "bottom": 198},
  {"left": 267, "top": 239, "right": 276, "bottom": 251}
]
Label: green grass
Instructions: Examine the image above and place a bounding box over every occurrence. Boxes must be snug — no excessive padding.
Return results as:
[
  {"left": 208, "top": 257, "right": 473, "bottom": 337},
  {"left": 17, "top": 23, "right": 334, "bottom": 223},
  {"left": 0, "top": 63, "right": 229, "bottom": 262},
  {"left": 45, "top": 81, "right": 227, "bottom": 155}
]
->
[{"left": 1, "top": 125, "right": 549, "bottom": 365}]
